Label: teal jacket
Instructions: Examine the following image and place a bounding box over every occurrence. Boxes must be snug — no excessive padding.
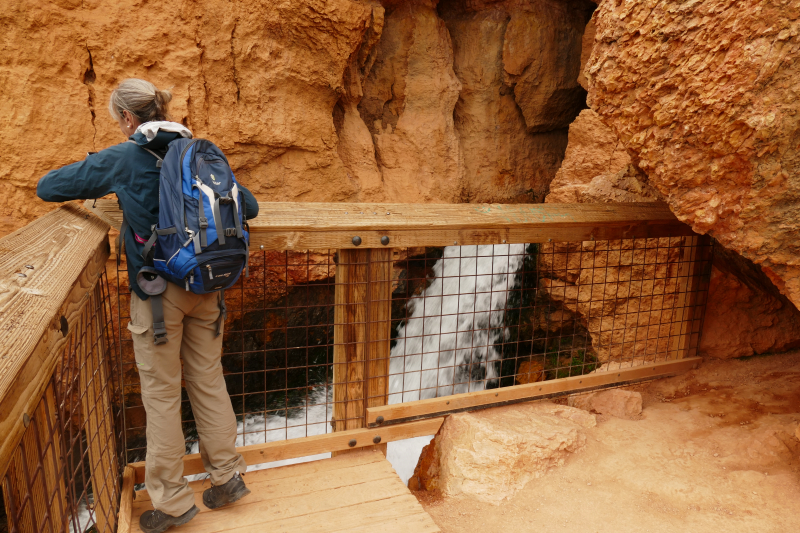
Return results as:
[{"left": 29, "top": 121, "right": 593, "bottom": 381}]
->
[{"left": 37, "top": 130, "right": 259, "bottom": 300}]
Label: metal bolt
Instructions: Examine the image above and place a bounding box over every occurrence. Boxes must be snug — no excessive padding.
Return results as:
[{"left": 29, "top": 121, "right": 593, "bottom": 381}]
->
[
  {"left": 348, "top": 439, "right": 357, "bottom": 448},
  {"left": 453, "top": 241, "right": 457, "bottom": 245},
  {"left": 495, "top": 393, "right": 498, "bottom": 397},
  {"left": 345, "top": 212, "right": 348, "bottom": 215},
  {"left": 373, "top": 212, "right": 377, "bottom": 215},
  {"left": 386, "top": 212, "right": 390, "bottom": 215},
  {"left": 25, "top": 265, "right": 34, "bottom": 269},
  {"left": 373, "top": 435, "right": 382, "bottom": 444},
  {"left": 381, "top": 236, "right": 390, "bottom": 246},
  {"left": 352, "top": 236, "right": 362, "bottom": 246},
  {"left": 17, "top": 273, "right": 26, "bottom": 278},
  {"left": 502, "top": 240, "right": 506, "bottom": 243},
  {"left": 548, "top": 238, "right": 552, "bottom": 242},
  {"left": 60, "top": 316, "right": 69, "bottom": 337},
  {"left": 446, "top": 400, "right": 450, "bottom": 405},
  {"left": 259, "top": 245, "right": 264, "bottom": 250},
  {"left": 23, "top": 413, "right": 30, "bottom": 428},
  {"left": 376, "top": 416, "right": 384, "bottom": 424}
]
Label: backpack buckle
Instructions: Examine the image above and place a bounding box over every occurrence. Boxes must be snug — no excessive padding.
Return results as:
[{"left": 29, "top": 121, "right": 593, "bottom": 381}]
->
[
  {"left": 225, "top": 228, "right": 237, "bottom": 237},
  {"left": 199, "top": 217, "right": 208, "bottom": 229}
]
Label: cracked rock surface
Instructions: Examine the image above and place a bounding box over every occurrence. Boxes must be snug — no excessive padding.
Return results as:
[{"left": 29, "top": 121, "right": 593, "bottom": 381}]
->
[{"left": 587, "top": 0, "right": 800, "bottom": 309}]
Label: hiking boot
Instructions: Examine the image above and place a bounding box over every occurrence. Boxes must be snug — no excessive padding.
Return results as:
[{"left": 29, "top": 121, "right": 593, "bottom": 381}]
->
[
  {"left": 202, "top": 473, "right": 251, "bottom": 510},
  {"left": 139, "top": 505, "right": 199, "bottom": 533}
]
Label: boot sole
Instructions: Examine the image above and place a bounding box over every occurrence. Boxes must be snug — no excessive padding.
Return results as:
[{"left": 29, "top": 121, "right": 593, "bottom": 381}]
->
[
  {"left": 203, "top": 485, "right": 252, "bottom": 510},
  {"left": 140, "top": 505, "right": 199, "bottom": 533}
]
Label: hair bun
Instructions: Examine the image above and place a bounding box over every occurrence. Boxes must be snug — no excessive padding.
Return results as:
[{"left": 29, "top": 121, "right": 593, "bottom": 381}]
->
[{"left": 156, "top": 89, "right": 173, "bottom": 105}]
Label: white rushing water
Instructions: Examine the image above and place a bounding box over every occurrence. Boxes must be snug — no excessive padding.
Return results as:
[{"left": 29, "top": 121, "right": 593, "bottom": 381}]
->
[{"left": 388, "top": 244, "right": 526, "bottom": 404}]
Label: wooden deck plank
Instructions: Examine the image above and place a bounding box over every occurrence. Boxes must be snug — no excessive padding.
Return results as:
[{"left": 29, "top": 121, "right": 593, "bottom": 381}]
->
[
  {"left": 134, "top": 453, "right": 397, "bottom": 503},
  {"left": 131, "top": 450, "right": 439, "bottom": 533},
  {"left": 220, "top": 495, "right": 440, "bottom": 533},
  {"left": 134, "top": 479, "right": 407, "bottom": 532}
]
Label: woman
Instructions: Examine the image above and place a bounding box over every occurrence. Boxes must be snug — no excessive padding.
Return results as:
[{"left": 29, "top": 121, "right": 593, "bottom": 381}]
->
[{"left": 38, "top": 79, "right": 254, "bottom": 533}]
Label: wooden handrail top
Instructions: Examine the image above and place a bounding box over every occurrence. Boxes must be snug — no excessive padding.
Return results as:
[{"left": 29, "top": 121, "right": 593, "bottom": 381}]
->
[
  {"left": 85, "top": 199, "right": 695, "bottom": 250},
  {"left": 0, "top": 203, "right": 109, "bottom": 475}
]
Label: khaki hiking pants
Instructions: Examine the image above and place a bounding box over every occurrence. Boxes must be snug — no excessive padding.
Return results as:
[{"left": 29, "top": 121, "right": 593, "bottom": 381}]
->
[{"left": 129, "top": 283, "right": 246, "bottom": 516}]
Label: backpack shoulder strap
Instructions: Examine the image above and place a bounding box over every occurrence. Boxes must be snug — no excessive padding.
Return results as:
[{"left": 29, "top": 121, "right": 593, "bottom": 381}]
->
[{"left": 127, "top": 139, "right": 163, "bottom": 168}]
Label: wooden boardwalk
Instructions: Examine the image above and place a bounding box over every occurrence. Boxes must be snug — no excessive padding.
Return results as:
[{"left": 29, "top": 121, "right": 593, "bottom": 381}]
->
[{"left": 130, "top": 449, "right": 440, "bottom": 533}]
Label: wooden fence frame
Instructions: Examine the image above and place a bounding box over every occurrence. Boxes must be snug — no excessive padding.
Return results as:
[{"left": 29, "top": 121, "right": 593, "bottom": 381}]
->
[
  {"left": 0, "top": 204, "right": 110, "bottom": 477},
  {"left": 85, "top": 199, "right": 708, "bottom": 530},
  {"left": 87, "top": 200, "right": 706, "bottom": 421},
  {"left": 0, "top": 203, "right": 114, "bottom": 531}
]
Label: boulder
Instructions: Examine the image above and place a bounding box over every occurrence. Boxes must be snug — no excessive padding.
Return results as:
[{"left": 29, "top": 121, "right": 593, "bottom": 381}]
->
[
  {"left": 569, "top": 389, "right": 642, "bottom": 419},
  {"left": 701, "top": 251, "right": 800, "bottom": 358},
  {"left": 538, "top": 237, "right": 689, "bottom": 363},
  {"left": 409, "top": 402, "right": 596, "bottom": 503},
  {"left": 515, "top": 359, "right": 545, "bottom": 384},
  {"left": 587, "top": 0, "right": 800, "bottom": 311},
  {"left": 546, "top": 108, "right": 660, "bottom": 204}
]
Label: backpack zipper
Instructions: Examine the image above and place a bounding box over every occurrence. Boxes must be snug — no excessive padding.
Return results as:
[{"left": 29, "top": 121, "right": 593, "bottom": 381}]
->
[{"left": 207, "top": 264, "right": 213, "bottom": 280}]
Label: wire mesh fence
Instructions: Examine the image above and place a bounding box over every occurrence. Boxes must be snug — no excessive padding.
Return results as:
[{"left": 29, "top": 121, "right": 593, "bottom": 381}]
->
[
  {"left": 1, "top": 274, "right": 122, "bottom": 533},
  {"left": 116, "top": 234, "right": 711, "bottom": 464}
]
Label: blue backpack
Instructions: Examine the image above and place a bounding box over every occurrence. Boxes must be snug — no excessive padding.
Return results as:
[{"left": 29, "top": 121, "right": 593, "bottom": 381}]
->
[{"left": 134, "top": 138, "right": 249, "bottom": 344}]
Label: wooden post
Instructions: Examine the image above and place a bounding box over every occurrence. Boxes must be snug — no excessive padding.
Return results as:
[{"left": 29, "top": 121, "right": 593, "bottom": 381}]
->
[
  {"left": 80, "top": 283, "right": 119, "bottom": 533},
  {"left": 670, "top": 235, "right": 712, "bottom": 359},
  {"left": 333, "top": 248, "right": 392, "bottom": 453}
]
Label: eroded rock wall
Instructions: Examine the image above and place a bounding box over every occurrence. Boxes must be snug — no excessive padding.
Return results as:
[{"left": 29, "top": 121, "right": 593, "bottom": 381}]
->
[
  {"left": 440, "top": 0, "right": 583, "bottom": 203},
  {"left": 547, "top": 86, "right": 800, "bottom": 360},
  {"left": 586, "top": 0, "right": 800, "bottom": 310},
  {"left": 1, "top": 0, "right": 595, "bottom": 236}
]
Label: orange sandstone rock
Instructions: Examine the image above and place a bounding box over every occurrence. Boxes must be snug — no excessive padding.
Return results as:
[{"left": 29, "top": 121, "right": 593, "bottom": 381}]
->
[
  {"left": 411, "top": 402, "right": 596, "bottom": 503},
  {"left": 548, "top": 99, "right": 800, "bottom": 360},
  {"left": 587, "top": 0, "right": 800, "bottom": 310},
  {"left": 569, "top": 389, "right": 642, "bottom": 419},
  {"left": 0, "top": 0, "right": 596, "bottom": 238},
  {"left": 546, "top": 109, "right": 660, "bottom": 203}
]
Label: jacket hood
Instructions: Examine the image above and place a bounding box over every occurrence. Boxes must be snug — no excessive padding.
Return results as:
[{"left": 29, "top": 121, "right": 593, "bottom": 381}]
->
[
  {"left": 130, "top": 121, "right": 193, "bottom": 150},
  {"left": 129, "top": 130, "right": 182, "bottom": 150}
]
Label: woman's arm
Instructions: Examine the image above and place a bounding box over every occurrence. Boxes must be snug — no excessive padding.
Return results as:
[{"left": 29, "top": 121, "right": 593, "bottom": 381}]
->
[{"left": 37, "top": 147, "right": 122, "bottom": 202}]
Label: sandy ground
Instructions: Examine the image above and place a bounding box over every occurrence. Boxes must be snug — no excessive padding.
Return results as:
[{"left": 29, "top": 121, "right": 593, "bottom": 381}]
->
[{"left": 415, "top": 352, "right": 800, "bottom": 532}]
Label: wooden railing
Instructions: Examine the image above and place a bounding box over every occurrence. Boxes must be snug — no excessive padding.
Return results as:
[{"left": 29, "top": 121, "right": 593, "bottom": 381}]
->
[
  {"left": 86, "top": 199, "right": 706, "bottom": 463},
  {"left": 0, "top": 199, "right": 709, "bottom": 531},
  {"left": 0, "top": 204, "right": 117, "bottom": 532}
]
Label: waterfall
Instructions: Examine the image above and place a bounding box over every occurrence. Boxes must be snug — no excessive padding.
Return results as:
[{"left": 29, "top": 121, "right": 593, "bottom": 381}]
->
[{"left": 389, "top": 244, "right": 526, "bottom": 404}]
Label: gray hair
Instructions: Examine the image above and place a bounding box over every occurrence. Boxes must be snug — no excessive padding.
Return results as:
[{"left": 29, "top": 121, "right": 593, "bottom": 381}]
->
[{"left": 108, "top": 78, "right": 172, "bottom": 123}]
